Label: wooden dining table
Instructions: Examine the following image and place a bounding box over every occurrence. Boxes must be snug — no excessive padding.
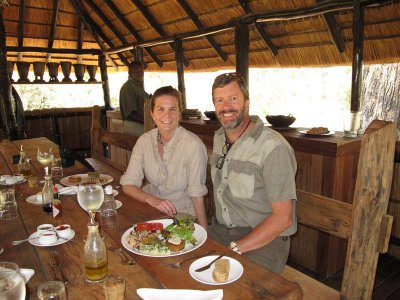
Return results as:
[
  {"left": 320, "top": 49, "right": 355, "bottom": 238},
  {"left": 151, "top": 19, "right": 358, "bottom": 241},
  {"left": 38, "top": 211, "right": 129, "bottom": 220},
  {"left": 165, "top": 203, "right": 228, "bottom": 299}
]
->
[{"left": 0, "top": 137, "right": 303, "bottom": 299}]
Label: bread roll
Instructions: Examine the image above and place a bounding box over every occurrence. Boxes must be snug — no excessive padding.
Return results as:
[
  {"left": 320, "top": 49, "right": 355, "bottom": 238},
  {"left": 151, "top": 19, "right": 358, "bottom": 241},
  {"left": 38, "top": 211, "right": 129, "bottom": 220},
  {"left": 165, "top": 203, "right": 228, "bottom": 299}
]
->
[{"left": 212, "top": 258, "right": 230, "bottom": 283}]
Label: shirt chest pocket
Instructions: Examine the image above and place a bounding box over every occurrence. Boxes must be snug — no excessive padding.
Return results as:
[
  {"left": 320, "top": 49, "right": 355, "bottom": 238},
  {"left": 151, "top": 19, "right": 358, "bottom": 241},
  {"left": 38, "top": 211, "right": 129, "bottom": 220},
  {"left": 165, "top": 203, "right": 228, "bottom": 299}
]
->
[
  {"left": 228, "top": 170, "right": 254, "bottom": 199},
  {"left": 168, "top": 163, "right": 188, "bottom": 189}
]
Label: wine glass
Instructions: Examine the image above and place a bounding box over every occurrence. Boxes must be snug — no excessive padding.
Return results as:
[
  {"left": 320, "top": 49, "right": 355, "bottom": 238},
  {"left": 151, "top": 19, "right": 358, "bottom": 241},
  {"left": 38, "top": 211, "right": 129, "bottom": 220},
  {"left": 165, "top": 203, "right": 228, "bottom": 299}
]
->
[
  {"left": 37, "top": 148, "right": 54, "bottom": 175},
  {"left": 0, "top": 262, "right": 26, "bottom": 300},
  {"left": 77, "top": 184, "right": 104, "bottom": 224}
]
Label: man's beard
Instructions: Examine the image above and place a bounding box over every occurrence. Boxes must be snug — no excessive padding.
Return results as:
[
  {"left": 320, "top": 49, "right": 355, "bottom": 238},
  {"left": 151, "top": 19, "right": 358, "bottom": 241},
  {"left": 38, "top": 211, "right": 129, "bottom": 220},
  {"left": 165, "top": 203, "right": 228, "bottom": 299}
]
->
[{"left": 218, "top": 107, "right": 245, "bottom": 129}]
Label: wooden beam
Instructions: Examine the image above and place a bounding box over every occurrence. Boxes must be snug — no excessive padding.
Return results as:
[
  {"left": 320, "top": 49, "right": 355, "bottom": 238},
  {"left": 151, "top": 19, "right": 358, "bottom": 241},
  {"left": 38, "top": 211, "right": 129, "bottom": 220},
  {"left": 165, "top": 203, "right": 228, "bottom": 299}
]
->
[
  {"left": 174, "top": 39, "right": 186, "bottom": 109},
  {"left": 7, "top": 46, "right": 101, "bottom": 55},
  {"left": 77, "top": 19, "right": 83, "bottom": 50},
  {"left": 350, "top": 0, "right": 364, "bottom": 112},
  {"left": 98, "top": 54, "right": 111, "bottom": 110},
  {"left": 84, "top": 0, "right": 137, "bottom": 59},
  {"left": 103, "top": 0, "right": 162, "bottom": 67},
  {"left": 130, "top": 0, "right": 189, "bottom": 67},
  {"left": 316, "top": 0, "right": 346, "bottom": 52},
  {"left": 235, "top": 23, "right": 249, "bottom": 90},
  {"left": 47, "top": 0, "right": 60, "bottom": 49},
  {"left": 177, "top": 0, "right": 228, "bottom": 61},
  {"left": 17, "top": 0, "right": 26, "bottom": 48},
  {"left": 105, "top": 0, "right": 390, "bottom": 55},
  {"left": 238, "top": 0, "right": 278, "bottom": 56},
  {"left": 70, "top": 0, "right": 127, "bottom": 66}
]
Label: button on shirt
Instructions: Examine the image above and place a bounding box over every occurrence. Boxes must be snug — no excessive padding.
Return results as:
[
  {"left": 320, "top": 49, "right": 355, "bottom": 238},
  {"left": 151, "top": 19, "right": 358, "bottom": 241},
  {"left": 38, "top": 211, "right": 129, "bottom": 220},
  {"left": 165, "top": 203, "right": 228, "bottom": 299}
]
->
[
  {"left": 211, "top": 116, "right": 297, "bottom": 236},
  {"left": 120, "top": 126, "right": 208, "bottom": 216}
]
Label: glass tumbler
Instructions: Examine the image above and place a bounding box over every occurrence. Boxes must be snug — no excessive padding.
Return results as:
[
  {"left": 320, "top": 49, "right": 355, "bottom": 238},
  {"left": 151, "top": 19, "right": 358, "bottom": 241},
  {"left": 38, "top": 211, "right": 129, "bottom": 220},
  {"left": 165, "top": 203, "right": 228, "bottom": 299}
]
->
[
  {"left": 37, "top": 281, "right": 67, "bottom": 300},
  {"left": 51, "top": 158, "right": 63, "bottom": 183},
  {"left": 0, "top": 188, "right": 18, "bottom": 220}
]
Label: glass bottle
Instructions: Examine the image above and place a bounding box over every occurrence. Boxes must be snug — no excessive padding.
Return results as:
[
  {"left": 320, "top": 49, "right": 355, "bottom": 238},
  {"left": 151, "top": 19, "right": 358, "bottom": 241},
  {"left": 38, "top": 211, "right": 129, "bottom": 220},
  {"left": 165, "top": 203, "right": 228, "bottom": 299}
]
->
[
  {"left": 52, "top": 186, "right": 62, "bottom": 218},
  {"left": 42, "top": 169, "right": 53, "bottom": 213},
  {"left": 84, "top": 222, "right": 108, "bottom": 282},
  {"left": 100, "top": 185, "right": 118, "bottom": 230},
  {"left": 18, "top": 145, "right": 32, "bottom": 178}
]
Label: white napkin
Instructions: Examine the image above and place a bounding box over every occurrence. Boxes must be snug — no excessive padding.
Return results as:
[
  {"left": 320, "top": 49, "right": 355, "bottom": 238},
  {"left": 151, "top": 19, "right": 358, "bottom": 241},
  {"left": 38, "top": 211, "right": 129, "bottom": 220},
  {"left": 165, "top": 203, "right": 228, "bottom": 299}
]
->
[
  {"left": 55, "top": 184, "right": 78, "bottom": 195},
  {"left": 20, "top": 268, "right": 35, "bottom": 283},
  {"left": 136, "top": 288, "right": 223, "bottom": 300}
]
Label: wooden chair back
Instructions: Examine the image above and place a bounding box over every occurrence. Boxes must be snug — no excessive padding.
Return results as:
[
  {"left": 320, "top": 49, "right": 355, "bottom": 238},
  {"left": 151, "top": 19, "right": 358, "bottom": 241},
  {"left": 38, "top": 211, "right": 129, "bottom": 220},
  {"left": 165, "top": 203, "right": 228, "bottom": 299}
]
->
[
  {"left": 91, "top": 105, "right": 139, "bottom": 171},
  {"left": 295, "top": 119, "right": 396, "bottom": 299}
]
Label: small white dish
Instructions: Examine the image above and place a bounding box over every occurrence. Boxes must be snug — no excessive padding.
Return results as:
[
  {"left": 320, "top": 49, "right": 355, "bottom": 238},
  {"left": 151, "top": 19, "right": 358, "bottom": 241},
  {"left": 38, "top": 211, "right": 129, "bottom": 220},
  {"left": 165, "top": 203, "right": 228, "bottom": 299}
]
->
[
  {"left": 55, "top": 224, "right": 72, "bottom": 239},
  {"left": 115, "top": 199, "right": 122, "bottom": 210},
  {"left": 189, "top": 256, "right": 244, "bottom": 285},
  {"left": 37, "top": 224, "right": 54, "bottom": 233},
  {"left": 136, "top": 288, "right": 223, "bottom": 300},
  {"left": 38, "top": 231, "right": 57, "bottom": 245},
  {"left": 15, "top": 174, "right": 25, "bottom": 182},
  {"left": 5, "top": 176, "right": 17, "bottom": 185}
]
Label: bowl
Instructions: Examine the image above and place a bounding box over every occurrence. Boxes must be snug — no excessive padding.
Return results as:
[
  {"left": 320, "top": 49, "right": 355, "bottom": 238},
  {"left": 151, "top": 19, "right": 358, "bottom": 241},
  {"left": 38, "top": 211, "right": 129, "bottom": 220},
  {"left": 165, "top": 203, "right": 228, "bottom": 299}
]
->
[
  {"left": 265, "top": 115, "right": 296, "bottom": 127},
  {"left": 204, "top": 111, "right": 217, "bottom": 120},
  {"left": 37, "top": 223, "right": 54, "bottom": 233},
  {"left": 55, "top": 224, "right": 72, "bottom": 239},
  {"left": 38, "top": 231, "right": 57, "bottom": 245}
]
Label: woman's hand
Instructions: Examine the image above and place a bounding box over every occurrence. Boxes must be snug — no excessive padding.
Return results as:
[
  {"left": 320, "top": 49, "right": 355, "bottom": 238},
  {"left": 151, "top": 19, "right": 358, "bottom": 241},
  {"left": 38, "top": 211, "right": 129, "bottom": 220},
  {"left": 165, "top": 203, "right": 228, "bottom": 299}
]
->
[{"left": 147, "top": 197, "right": 177, "bottom": 216}]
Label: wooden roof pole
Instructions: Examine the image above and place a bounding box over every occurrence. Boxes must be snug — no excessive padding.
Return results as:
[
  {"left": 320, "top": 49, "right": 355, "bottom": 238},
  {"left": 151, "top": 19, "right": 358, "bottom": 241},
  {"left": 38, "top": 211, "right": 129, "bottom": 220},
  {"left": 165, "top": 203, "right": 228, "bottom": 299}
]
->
[
  {"left": 350, "top": 0, "right": 364, "bottom": 112},
  {"left": 235, "top": 23, "right": 249, "bottom": 93},
  {"left": 174, "top": 39, "right": 186, "bottom": 109},
  {"left": 98, "top": 54, "right": 111, "bottom": 111},
  {"left": 46, "top": 0, "right": 60, "bottom": 61}
]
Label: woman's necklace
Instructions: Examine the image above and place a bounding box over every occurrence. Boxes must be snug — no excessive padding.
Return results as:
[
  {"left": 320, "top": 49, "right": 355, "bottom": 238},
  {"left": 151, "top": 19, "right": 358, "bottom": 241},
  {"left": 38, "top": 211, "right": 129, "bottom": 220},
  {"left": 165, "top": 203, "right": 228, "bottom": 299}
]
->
[
  {"left": 225, "top": 118, "right": 251, "bottom": 148},
  {"left": 158, "top": 130, "right": 165, "bottom": 147}
]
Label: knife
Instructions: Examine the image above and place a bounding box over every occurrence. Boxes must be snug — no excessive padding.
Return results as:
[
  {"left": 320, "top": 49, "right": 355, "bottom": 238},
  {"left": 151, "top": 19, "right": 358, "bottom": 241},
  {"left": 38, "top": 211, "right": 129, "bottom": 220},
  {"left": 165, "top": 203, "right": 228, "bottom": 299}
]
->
[{"left": 195, "top": 254, "right": 225, "bottom": 272}]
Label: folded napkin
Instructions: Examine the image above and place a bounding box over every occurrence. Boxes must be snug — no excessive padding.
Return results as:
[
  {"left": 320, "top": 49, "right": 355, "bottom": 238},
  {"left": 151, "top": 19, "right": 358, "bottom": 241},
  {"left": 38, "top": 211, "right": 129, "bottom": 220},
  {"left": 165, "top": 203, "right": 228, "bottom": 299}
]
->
[
  {"left": 55, "top": 184, "right": 78, "bottom": 195},
  {"left": 136, "top": 288, "right": 223, "bottom": 300},
  {"left": 20, "top": 268, "right": 35, "bottom": 283}
]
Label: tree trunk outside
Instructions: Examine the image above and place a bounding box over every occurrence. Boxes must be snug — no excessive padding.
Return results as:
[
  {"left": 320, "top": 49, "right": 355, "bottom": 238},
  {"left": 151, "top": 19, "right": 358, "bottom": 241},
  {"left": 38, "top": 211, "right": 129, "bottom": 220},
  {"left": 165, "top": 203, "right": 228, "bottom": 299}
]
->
[{"left": 361, "top": 63, "right": 400, "bottom": 140}]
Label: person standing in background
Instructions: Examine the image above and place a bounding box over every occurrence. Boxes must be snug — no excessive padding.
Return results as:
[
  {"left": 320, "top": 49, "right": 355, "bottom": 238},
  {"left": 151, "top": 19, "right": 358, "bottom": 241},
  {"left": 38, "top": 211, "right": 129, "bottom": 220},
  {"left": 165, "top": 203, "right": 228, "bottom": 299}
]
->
[{"left": 119, "top": 61, "right": 149, "bottom": 136}]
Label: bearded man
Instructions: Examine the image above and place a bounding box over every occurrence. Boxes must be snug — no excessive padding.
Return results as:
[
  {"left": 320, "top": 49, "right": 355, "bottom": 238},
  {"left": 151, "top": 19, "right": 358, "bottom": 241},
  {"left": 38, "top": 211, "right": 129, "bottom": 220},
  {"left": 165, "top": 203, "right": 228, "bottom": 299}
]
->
[{"left": 208, "top": 73, "right": 297, "bottom": 274}]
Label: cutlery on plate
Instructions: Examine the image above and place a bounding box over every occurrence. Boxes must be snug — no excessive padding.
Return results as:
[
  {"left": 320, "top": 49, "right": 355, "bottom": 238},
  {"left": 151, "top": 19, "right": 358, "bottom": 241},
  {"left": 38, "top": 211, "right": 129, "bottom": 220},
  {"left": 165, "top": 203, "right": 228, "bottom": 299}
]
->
[
  {"left": 168, "top": 250, "right": 216, "bottom": 268},
  {"left": 12, "top": 236, "right": 39, "bottom": 246},
  {"left": 195, "top": 254, "right": 225, "bottom": 272}
]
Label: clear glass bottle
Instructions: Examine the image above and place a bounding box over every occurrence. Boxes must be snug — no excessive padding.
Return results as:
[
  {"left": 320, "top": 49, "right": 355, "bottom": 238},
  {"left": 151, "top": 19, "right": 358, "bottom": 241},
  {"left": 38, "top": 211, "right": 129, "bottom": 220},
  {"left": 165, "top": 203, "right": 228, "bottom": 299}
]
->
[
  {"left": 42, "top": 170, "right": 53, "bottom": 213},
  {"left": 84, "top": 222, "right": 108, "bottom": 282},
  {"left": 100, "top": 185, "right": 118, "bottom": 230},
  {"left": 18, "top": 145, "right": 32, "bottom": 178}
]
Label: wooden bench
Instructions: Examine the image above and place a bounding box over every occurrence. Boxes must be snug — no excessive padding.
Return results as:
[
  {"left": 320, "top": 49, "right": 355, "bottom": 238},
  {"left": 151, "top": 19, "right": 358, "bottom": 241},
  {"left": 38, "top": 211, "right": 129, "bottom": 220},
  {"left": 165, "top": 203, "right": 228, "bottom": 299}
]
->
[
  {"left": 282, "top": 120, "right": 396, "bottom": 299},
  {"left": 91, "top": 106, "right": 396, "bottom": 299}
]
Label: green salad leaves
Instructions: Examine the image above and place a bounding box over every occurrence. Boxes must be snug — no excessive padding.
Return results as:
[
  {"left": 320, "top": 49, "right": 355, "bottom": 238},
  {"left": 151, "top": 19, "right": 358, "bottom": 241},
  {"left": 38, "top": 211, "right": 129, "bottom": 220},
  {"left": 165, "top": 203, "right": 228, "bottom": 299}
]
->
[{"left": 165, "top": 214, "right": 197, "bottom": 245}]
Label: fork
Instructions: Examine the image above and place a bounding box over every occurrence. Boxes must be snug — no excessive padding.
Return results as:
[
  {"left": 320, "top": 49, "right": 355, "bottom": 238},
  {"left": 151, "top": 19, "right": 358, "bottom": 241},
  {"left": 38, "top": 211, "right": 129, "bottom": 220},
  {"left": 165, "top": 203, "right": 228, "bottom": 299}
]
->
[
  {"left": 167, "top": 250, "right": 216, "bottom": 268},
  {"left": 109, "top": 246, "right": 135, "bottom": 265},
  {"left": 51, "top": 252, "right": 69, "bottom": 284}
]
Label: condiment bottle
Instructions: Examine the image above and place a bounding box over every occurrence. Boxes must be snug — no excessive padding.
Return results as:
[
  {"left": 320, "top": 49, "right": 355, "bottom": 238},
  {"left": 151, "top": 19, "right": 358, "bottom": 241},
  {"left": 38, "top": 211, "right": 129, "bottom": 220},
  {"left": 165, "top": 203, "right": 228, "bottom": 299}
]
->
[
  {"left": 18, "top": 145, "right": 32, "bottom": 178},
  {"left": 42, "top": 169, "right": 53, "bottom": 213},
  {"left": 100, "top": 185, "right": 118, "bottom": 230},
  {"left": 52, "top": 186, "right": 62, "bottom": 218},
  {"left": 84, "top": 222, "right": 108, "bottom": 282}
]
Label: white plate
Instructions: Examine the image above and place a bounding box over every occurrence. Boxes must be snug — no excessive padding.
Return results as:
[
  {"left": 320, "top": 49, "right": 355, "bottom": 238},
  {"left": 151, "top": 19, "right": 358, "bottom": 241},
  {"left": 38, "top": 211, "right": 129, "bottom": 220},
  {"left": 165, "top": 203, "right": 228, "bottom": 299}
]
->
[
  {"left": 26, "top": 195, "right": 41, "bottom": 205},
  {"left": 136, "top": 288, "right": 223, "bottom": 300},
  {"left": 0, "top": 175, "right": 26, "bottom": 185},
  {"left": 298, "top": 130, "right": 335, "bottom": 136},
  {"left": 28, "top": 229, "right": 75, "bottom": 247},
  {"left": 189, "top": 256, "right": 243, "bottom": 285},
  {"left": 60, "top": 174, "right": 113, "bottom": 186},
  {"left": 121, "top": 219, "right": 207, "bottom": 257}
]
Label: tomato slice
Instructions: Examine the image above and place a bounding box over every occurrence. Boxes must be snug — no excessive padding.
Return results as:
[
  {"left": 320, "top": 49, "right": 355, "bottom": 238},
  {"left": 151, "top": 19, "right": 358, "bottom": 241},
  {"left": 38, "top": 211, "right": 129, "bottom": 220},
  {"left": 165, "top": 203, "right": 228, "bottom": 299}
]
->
[{"left": 135, "top": 222, "right": 163, "bottom": 232}]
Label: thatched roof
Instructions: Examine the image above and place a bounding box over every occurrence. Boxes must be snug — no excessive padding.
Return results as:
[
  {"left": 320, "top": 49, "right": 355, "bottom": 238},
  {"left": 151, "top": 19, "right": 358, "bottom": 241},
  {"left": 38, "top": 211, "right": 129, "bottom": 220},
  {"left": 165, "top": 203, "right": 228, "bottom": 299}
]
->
[{"left": 3, "top": 0, "right": 400, "bottom": 71}]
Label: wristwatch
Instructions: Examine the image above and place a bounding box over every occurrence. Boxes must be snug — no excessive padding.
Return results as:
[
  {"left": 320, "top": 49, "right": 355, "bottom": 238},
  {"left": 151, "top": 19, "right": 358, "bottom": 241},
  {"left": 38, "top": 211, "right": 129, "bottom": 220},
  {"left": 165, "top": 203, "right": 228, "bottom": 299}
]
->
[{"left": 230, "top": 241, "right": 242, "bottom": 254}]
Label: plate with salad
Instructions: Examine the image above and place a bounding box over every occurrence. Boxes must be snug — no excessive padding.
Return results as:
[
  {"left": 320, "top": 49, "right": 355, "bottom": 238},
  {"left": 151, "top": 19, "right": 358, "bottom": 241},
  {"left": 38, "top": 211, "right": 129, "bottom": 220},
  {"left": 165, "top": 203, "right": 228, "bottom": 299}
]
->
[{"left": 121, "top": 215, "right": 207, "bottom": 257}]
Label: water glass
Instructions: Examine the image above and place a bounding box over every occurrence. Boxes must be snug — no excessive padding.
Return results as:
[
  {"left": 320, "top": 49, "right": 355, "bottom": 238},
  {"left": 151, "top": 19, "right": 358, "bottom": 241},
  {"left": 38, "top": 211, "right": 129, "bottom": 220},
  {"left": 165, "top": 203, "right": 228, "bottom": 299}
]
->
[
  {"left": 102, "top": 275, "right": 125, "bottom": 300},
  {"left": 37, "top": 281, "right": 67, "bottom": 300},
  {"left": 51, "top": 158, "right": 63, "bottom": 182},
  {"left": 0, "top": 188, "right": 18, "bottom": 220},
  {"left": 0, "top": 262, "right": 26, "bottom": 300},
  {"left": 343, "top": 110, "right": 360, "bottom": 138}
]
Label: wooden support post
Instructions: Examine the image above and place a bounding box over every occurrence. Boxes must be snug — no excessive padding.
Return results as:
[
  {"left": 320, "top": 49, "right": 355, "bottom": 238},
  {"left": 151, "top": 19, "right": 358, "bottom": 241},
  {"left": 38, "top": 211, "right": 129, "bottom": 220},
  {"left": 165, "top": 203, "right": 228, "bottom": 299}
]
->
[
  {"left": 98, "top": 54, "right": 111, "bottom": 110},
  {"left": 350, "top": 0, "right": 364, "bottom": 112},
  {"left": 174, "top": 39, "right": 187, "bottom": 109},
  {"left": 235, "top": 23, "right": 249, "bottom": 92},
  {"left": 91, "top": 105, "right": 103, "bottom": 159}
]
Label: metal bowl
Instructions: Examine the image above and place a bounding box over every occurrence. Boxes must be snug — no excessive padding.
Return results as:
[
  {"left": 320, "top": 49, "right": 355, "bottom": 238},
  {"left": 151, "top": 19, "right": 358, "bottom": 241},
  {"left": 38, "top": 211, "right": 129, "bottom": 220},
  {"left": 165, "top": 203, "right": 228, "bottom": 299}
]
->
[{"left": 265, "top": 115, "right": 296, "bottom": 127}]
